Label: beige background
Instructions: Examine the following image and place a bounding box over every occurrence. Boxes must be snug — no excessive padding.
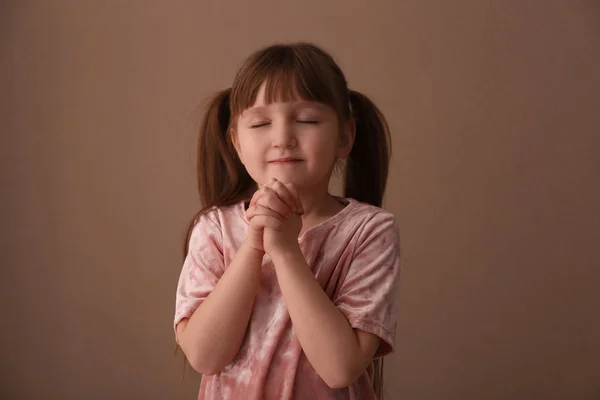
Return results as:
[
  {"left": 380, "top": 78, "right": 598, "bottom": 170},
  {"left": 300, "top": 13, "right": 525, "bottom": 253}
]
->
[{"left": 2, "top": 1, "right": 599, "bottom": 399}]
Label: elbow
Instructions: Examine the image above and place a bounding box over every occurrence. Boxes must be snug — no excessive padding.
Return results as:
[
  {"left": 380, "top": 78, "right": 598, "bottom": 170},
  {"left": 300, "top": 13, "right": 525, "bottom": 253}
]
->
[
  {"left": 187, "top": 352, "right": 227, "bottom": 376},
  {"left": 178, "top": 338, "right": 228, "bottom": 376},
  {"left": 324, "top": 378, "right": 349, "bottom": 390},
  {"left": 177, "top": 327, "right": 231, "bottom": 375},
  {"left": 321, "top": 366, "right": 359, "bottom": 390},
  {"left": 315, "top": 351, "right": 366, "bottom": 389},
  {"left": 323, "top": 374, "right": 354, "bottom": 390}
]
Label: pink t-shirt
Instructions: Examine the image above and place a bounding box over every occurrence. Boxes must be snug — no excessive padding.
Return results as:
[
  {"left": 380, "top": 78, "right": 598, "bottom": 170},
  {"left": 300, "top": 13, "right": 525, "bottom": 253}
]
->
[{"left": 174, "top": 197, "right": 401, "bottom": 399}]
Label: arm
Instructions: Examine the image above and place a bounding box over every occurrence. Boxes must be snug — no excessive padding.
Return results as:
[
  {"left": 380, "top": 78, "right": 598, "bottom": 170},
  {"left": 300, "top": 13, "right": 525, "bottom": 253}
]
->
[
  {"left": 270, "top": 249, "right": 381, "bottom": 389},
  {"left": 245, "top": 180, "right": 399, "bottom": 387},
  {"left": 176, "top": 242, "right": 263, "bottom": 375}
]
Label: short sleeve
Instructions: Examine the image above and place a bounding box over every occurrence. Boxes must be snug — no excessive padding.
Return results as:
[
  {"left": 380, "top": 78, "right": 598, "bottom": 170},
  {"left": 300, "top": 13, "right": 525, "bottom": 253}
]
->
[
  {"left": 333, "top": 212, "right": 401, "bottom": 358},
  {"left": 173, "top": 212, "right": 224, "bottom": 343}
]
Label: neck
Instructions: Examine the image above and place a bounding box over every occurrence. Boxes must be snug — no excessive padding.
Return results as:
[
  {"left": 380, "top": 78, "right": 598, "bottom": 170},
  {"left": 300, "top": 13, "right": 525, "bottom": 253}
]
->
[
  {"left": 297, "top": 188, "right": 345, "bottom": 233},
  {"left": 296, "top": 172, "right": 338, "bottom": 215}
]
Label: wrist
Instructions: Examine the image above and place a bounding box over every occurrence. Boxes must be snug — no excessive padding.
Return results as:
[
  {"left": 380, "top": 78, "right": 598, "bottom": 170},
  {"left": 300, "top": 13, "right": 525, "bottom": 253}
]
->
[
  {"left": 270, "top": 245, "right": 304, "bottom": 266},
  {"left": 240, "top": 241, "right": 265, "bottom": 263}
]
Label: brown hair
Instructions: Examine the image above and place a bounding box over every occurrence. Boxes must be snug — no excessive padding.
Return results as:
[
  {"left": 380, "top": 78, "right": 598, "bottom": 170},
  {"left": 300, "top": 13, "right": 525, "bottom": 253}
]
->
[{"left": 179, "top": 42, "right": 391, "bottom": 398}]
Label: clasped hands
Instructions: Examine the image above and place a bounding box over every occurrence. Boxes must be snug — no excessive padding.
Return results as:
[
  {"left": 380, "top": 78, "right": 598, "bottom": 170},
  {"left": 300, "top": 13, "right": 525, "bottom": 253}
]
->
[{"left": 245, "top": 178, "right": 304, "bottom": 258}]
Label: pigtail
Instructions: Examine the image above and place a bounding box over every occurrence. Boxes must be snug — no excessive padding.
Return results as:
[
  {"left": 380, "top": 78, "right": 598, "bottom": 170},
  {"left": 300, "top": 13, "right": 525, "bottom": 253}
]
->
[
  {"left": 345, "top": 90, "right": 391, "bottom": 208},
  {"left": 178, "top": 45, "right": 394, "bottom": 398},
  {"left": 373, "top": 358, "right": 385, "bottom": 400},
  {"left": 347, "top": 90, "right": 391, "bottom": 399},
  {"left": 177, "top": 89, "right": 256, "bottom": 384},
  {"left": 183, "top": 88, "right": 255, "bottom": 258}
]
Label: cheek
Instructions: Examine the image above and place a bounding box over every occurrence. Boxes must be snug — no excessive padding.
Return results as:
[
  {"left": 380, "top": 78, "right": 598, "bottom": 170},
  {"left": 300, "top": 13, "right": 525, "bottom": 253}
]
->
[
  {"left": 308, "top": 135, "right": 340, "bottom": 158},
  {"left": 237, "top": 138, "right": 268, "bottom": 173},
  {"left": 236, "top": 134, "right": 259, "bottom": 155}
]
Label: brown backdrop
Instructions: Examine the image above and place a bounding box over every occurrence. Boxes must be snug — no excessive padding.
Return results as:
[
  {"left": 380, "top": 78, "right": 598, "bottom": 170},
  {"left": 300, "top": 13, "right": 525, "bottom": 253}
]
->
[{"left": 2, "top": 1, "right": 599, "bottom": 399}]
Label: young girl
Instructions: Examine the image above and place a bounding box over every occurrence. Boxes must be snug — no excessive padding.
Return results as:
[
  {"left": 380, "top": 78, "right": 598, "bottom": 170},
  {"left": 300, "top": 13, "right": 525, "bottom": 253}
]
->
[{"left": 174, "top": 42, "right": 401, "bottom": 400}]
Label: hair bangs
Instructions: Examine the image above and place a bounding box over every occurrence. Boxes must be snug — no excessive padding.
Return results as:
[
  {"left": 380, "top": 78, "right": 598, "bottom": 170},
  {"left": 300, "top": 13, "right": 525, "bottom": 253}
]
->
[{"left": 230, "top": 45, "right": 345, "bottom": 119}]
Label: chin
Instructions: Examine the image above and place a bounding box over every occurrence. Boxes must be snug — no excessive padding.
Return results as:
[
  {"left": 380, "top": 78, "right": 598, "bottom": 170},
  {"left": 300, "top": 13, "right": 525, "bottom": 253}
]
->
[{"left": 259, "top": 174, "right": 306, "bottom": 187}]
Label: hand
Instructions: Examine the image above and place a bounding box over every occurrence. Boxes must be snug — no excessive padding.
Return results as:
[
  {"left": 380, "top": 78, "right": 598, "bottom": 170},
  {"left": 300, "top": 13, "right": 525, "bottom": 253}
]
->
[{"left": 245, "top": 178, "right": 304, "bottom": 257}]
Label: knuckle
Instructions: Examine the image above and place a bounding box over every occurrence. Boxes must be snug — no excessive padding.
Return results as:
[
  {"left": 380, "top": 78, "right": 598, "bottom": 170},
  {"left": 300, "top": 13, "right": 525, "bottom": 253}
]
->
[{"left": 258, "top": 197, "right": 273, "bottom": 208}]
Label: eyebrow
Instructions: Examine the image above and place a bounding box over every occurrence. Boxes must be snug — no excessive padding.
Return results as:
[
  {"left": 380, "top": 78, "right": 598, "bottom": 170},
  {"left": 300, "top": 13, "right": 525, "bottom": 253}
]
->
[{"left": 242, "top": 102, "right": 327, "bottom": 117}]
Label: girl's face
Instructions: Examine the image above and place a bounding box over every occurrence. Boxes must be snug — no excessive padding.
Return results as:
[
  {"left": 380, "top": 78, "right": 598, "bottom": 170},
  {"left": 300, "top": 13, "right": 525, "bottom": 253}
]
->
[{"left": 233, "top": 82, "right": 354, "bottom": 193}]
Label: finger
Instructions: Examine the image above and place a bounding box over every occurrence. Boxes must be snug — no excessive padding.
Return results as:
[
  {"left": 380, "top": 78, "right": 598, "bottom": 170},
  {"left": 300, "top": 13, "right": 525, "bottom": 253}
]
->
[
  {"left": 249, "top": 189, "right": 267, "bottom": 208},
  {"left": 249, "top": 186, "right": 286, "bottom": 212},
  {"left": 246, "top": 204, "right": 285, "bottom": 223},
  {"left": 258, "top": 177, "right": 278, "bottom": 190},
  {"left": 268, "top": 179, "right": 303, "bottom": 214},
  {"left": 250, "top": 185, "right": 296, "bottom": 216},
  {"left": 256, "top": 194, "right": 293, "bottom": 218},
  {"left": 250, "top": 216, "right": 283, "bottom": 231},
  {"left": 247, "top": 205, "right": 284, "bottom": 231},
  {"left": 249, "top": 186, "right": 275, "bottom": 208},
  {"left": 283, "top": 183, "right": 304, "bottom": 214}
]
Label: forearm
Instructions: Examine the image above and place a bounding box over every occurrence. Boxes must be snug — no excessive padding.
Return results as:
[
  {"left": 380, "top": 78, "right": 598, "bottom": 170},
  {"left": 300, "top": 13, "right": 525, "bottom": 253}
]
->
[
  {"left": 271, "top": 249, "right": 362, "bottom": 388},
  {"left": 178, "top": 242, "right": 263, "bottom": 374}
]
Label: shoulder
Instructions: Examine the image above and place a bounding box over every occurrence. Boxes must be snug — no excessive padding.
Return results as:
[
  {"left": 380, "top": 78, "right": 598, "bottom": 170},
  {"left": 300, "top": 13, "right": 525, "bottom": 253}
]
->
[
  {"left": 192, "top": 202, "right": 245, "bottom": 228},
  {"left": 343, "top": 199, "right": 400, "bottom": 246},
  {"left": 346, "top": 199, "right": 398, "bottom": 230},
  {"left": 188, "top": 202, "right": 246, "bottom": 245}
]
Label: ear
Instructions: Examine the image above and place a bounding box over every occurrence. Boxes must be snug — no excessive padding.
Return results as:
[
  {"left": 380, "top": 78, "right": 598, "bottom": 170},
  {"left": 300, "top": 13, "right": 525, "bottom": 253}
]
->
[
  {"left": 337, "top": 119, "right": 356, "bottom": 158},
  {"left": 230, "top": 128, "right": 244, "bottom": 164}
]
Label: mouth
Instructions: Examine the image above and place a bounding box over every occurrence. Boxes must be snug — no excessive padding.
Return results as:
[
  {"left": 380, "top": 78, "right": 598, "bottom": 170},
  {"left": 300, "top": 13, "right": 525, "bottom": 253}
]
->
[{"left": 268, "top": 158, "right": 303, "bottom": 164}]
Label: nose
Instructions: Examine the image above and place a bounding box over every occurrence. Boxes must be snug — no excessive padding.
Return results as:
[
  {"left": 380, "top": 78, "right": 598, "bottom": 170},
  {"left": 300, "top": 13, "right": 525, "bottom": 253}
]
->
[{"left": 272, "top": 121, "right": 297, "bottom": 148}]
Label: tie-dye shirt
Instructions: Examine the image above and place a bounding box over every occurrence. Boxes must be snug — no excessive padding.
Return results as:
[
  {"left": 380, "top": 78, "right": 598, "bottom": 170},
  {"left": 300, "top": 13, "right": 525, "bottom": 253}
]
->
[{"left": 174, "top": 197, "right": 401, "bottom": 399}]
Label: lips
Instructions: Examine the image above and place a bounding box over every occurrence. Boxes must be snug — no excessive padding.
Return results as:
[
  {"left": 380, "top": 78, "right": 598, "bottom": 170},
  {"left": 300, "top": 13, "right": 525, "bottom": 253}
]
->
[{"left": 268, "top": 158, "right": 303, "bottom": 163}]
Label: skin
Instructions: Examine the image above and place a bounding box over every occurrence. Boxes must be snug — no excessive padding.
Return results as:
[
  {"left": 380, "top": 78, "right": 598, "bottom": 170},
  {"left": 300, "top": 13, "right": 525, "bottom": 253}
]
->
[
  {"left": 234, "top": 83, "right": 382, "bottom": 388},
  {"left": 177, "top": 82, "right": 382, "bottom": 389}
]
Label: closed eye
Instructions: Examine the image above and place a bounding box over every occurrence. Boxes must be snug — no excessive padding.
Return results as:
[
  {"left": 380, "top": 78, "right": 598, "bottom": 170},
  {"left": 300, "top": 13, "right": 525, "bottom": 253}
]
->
[
  {"left": 297, "top": 120, "right": 319, "bottom": 124},
  {"left": 250, "top": 122, "right": 270, "bottom": 129}
]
